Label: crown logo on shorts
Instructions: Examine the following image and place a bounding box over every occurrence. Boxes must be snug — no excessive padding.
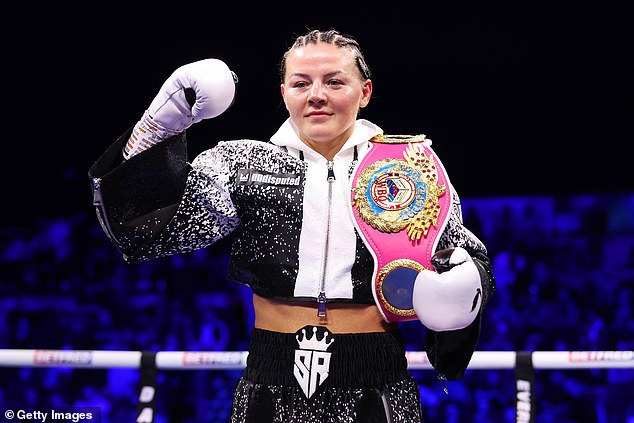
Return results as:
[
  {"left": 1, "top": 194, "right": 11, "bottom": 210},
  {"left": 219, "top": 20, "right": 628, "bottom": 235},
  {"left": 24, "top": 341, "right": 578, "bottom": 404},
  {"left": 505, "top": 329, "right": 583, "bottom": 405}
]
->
[{"left": 296, "top": 327, "right": 334, "bottom": 352}]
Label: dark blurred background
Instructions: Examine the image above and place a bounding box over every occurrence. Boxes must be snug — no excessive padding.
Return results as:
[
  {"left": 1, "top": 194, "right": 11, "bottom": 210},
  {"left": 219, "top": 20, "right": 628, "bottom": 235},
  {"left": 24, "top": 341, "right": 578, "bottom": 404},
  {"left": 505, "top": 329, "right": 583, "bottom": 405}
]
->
[
  {"left": 1, "top": 2, "right": 633, "bottom": 422},
  {"left": 4, "top": 2, "right": 632, "bottom": 225}
]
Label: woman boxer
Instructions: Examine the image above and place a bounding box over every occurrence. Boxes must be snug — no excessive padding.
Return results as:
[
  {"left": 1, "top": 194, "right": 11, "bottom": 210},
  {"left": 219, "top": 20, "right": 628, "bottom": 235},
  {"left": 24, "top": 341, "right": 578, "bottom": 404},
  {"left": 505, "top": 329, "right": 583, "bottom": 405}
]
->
[{"left": 89, "top": 29, "right": 495, "bottom": 422}]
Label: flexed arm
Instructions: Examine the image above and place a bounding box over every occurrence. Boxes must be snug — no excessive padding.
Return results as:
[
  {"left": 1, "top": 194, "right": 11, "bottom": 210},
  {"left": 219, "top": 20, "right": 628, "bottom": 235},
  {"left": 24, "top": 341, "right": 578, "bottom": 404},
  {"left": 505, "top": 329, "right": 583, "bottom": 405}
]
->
[{"left": 89, "top": 59, "right": 239, "bottom": 261}]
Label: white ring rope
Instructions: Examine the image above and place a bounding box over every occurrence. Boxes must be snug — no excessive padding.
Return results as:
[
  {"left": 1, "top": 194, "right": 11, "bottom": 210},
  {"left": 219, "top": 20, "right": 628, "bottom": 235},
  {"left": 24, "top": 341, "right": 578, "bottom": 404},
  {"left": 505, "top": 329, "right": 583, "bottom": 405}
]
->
[{"left": 0, "top": 350, "right": 632, "bottom": 370}]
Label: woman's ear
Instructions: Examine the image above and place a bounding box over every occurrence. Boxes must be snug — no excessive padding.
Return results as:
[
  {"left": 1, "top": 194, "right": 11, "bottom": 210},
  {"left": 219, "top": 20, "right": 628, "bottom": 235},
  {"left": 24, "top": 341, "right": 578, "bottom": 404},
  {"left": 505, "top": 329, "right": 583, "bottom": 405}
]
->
[
  {"left": 360, "top": 79, "right": 373, "bottom": 108},
  {"left": 280, "top": 84, "right": 289, "bottom": 110}
]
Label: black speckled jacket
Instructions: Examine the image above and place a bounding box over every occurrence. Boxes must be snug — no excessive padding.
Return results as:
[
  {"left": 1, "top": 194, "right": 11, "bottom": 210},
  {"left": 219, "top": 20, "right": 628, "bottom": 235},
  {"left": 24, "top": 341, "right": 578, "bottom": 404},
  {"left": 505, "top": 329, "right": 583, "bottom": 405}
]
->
[{"left": 88, "top": 118, "right": 495, "bottom": 380}]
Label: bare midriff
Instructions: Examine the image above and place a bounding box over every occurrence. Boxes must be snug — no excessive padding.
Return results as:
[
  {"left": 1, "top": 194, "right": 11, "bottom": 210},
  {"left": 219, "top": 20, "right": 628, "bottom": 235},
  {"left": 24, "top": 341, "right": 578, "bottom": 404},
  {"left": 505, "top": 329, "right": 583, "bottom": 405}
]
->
[{"left": 253, "top": 293, "right": 398, "bottom": 334}]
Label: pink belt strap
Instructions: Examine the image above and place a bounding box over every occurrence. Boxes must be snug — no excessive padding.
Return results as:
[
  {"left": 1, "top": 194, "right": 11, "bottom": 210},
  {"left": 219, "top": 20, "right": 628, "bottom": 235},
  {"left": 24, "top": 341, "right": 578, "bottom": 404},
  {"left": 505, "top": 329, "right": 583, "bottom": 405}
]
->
[{"left": 351, "top": 134, "right": 454, "bottom": 322}]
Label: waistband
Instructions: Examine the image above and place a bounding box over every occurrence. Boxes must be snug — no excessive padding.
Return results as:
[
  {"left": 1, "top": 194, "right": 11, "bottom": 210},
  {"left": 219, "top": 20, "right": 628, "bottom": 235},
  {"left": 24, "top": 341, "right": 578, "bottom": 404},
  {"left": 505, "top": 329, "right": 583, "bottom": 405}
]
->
[{"left": 244, "top": 326, "right": 410, "bottom": 389}]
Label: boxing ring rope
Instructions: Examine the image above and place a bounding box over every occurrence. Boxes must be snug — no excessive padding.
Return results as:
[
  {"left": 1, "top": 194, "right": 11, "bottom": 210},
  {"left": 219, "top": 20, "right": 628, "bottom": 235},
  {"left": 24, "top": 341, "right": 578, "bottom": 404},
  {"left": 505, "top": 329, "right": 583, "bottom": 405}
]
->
[
  {"left": 1, "top": 349, "right": 633, "bottom": 423},
  {"left": 1, "top": 349, "right": 633, "bottom": 369}
]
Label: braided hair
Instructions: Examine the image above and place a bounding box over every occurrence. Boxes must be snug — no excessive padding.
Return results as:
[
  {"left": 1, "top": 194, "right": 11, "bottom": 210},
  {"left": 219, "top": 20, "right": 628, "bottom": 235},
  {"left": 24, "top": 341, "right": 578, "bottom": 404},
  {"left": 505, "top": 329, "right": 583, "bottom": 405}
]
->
[{"left": 279, "top": 29, "right": 372, "bottom": 82}]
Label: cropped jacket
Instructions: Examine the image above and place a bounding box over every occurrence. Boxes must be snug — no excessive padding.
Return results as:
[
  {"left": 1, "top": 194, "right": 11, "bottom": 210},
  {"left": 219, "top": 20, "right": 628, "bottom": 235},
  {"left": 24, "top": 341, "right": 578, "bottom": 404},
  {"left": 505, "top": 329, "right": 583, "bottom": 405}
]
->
[{"left": 88, "top": 118, "right": 495, "bottom": 380}]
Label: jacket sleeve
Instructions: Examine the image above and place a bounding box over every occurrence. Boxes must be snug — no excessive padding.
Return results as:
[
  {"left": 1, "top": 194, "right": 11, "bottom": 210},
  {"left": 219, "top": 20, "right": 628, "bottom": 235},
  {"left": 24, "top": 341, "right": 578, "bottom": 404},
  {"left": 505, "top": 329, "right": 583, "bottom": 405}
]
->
[
  {"left": 426, "top": 189, "right": 496, "bottom": 381},
  {"left": 88, "top": 128, "right": 240, "bottom": 263}
]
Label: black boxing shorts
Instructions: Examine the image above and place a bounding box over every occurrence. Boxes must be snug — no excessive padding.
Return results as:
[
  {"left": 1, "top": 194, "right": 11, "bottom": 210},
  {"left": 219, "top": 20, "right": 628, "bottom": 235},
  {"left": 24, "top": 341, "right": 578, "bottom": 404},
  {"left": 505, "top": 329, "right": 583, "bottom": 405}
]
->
[{"left": 229, "top": 325, "right": 422, "bottom": 423}]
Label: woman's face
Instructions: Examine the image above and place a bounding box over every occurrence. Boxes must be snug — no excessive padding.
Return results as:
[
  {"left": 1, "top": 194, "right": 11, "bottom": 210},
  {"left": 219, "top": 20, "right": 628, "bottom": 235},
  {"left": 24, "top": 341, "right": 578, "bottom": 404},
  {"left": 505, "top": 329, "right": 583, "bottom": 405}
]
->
[{"left": 281, "top": 42, "right": 372, "bottom": 159}]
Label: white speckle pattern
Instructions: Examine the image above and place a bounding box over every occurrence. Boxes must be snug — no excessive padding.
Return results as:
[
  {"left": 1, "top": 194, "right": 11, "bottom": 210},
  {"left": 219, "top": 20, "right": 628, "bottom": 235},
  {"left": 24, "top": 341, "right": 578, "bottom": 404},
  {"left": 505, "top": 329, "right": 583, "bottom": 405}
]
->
[
  {"left": 123, "top": 138, "right": 380, "bottom": 302},
  {"left": 436, "top": 189, "right": 488, "bottom": 257},
  {"left": 109, "top": 136, "right": 487, "bottom": 305},
  {"left": 230, "top": 376, "right": 422, "bottom": 422}
]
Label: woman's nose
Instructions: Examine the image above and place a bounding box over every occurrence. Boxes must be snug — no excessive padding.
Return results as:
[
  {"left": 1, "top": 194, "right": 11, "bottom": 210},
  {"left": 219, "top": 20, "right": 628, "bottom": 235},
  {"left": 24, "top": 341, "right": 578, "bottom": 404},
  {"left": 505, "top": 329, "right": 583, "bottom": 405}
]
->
[{"left": 308, "top": 82, "right": 326, "bottom": 103}]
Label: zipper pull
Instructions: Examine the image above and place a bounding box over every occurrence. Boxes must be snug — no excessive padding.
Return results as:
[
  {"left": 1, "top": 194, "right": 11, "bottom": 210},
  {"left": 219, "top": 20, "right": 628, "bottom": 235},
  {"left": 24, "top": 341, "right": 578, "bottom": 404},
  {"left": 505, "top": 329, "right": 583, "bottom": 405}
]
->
[
  {"left": 326, "top": 161, "right": 335, "bottom": 182},
  {"left": 91, "top": 178, "right": 103, "bottom": 205},
  {"left": 317, "top": 291, "right": 327, "bottom": 320}
]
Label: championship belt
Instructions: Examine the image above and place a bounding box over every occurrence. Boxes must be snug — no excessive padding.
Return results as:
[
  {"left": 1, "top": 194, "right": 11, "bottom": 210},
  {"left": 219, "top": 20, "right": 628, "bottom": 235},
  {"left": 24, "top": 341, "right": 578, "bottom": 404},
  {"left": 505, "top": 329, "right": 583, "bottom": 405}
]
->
[{"left": 351, "top": 134, "right": 453, "bottom": 323}]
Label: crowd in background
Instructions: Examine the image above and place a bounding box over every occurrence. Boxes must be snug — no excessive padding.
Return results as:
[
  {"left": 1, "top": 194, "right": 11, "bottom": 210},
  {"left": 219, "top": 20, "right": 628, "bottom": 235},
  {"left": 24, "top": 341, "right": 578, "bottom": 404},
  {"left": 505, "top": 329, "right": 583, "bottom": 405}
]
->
[{"left": 1, "top": 193, "right": 633, "bottom": 422}]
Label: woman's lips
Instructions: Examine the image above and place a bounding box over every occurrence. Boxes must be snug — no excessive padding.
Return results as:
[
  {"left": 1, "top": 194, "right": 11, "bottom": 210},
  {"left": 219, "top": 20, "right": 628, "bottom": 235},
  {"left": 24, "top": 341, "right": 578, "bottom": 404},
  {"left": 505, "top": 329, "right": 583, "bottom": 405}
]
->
[{"left": 306, "top": 111, "right": 332, "bottom": 119}]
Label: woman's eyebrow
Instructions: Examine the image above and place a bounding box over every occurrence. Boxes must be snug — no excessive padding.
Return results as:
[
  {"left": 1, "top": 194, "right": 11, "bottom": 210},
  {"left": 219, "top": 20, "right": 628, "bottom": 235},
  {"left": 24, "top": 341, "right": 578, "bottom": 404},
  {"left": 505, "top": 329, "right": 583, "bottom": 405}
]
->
[{"left": 288, "top": 70, "right": 345, "bottom": 79}]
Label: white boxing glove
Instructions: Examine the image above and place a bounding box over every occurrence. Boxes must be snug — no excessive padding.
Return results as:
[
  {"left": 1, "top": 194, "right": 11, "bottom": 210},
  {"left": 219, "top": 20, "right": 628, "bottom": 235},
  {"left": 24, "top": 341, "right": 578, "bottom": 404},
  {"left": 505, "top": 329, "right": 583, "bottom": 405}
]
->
[
  {"left": 124, "top": 59, "right": 237, "bottom": 159},
  {"left": 413, "top": 247, "right": 483, "bottom": 331}
]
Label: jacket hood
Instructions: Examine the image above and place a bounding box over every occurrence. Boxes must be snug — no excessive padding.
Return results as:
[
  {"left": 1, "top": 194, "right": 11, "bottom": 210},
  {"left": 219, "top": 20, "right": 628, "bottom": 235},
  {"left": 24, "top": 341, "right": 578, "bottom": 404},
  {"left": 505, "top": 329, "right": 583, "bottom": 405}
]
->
[{"left": 270, "top": 118, "right": 383, "bottom": 158}]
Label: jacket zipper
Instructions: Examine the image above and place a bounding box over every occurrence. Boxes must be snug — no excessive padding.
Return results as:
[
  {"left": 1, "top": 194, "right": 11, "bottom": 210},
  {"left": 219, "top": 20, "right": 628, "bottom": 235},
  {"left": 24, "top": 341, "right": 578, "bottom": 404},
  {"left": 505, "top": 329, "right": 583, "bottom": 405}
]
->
[
  {"left": 91, "top": 177, "right": 123, "bottom": 250},
  {"left": 317, "top": 160, "right": 336, "bottom": 320},
  {"left": 438, "top": 373, "right": 449, "bottom": 394}
]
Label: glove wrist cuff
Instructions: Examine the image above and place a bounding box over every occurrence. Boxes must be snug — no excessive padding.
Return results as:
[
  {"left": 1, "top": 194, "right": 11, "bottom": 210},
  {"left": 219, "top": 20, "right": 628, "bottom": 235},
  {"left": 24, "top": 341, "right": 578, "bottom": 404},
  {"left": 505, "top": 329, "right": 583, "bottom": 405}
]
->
[{"left": 123, "top": 110, "right": 182, "bottom": 159}]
